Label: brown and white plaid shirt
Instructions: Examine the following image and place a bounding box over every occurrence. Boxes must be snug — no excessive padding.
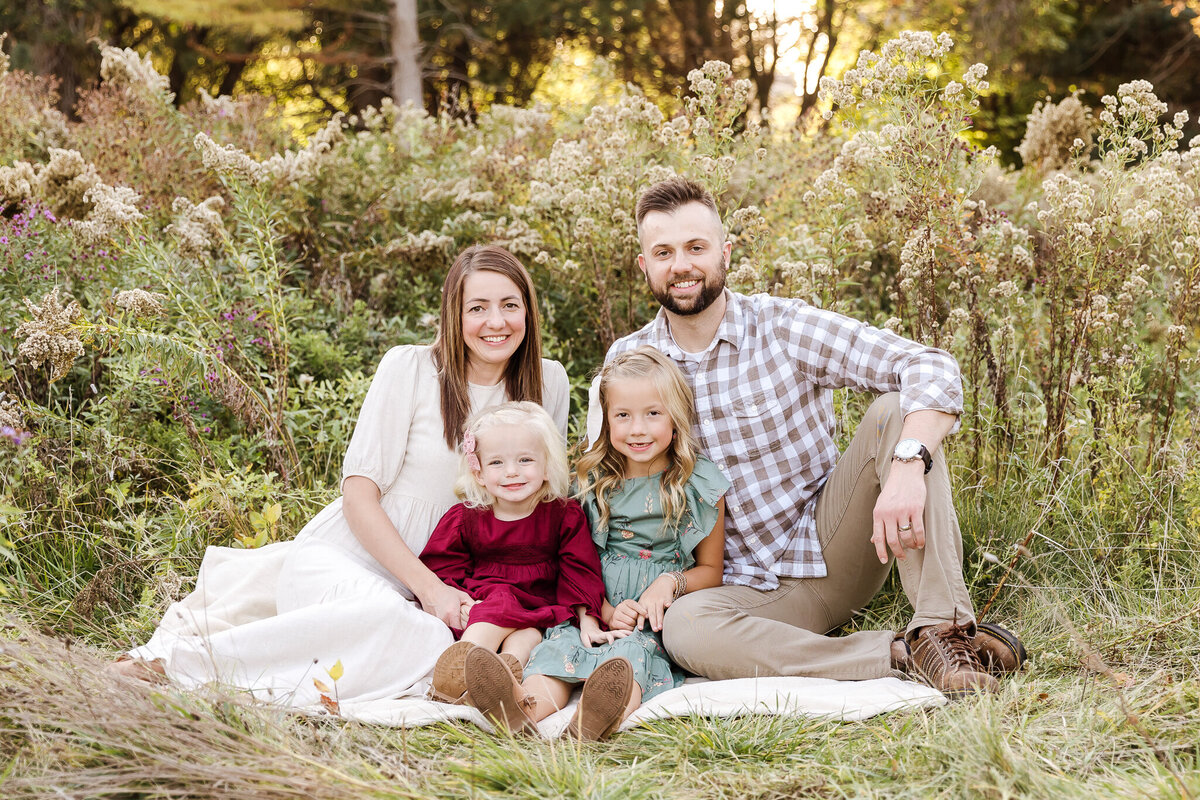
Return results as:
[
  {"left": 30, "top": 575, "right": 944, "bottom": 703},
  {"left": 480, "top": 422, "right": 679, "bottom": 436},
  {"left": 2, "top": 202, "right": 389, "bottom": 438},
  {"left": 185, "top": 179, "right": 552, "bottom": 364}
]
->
[{"left": 596, "top": 290, "right": 963, "bottom": 589}]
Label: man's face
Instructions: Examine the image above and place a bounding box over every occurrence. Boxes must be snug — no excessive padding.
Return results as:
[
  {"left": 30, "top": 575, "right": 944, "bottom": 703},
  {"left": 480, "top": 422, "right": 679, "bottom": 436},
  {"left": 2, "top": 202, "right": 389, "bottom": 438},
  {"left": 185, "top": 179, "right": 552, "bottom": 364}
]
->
[{"left": 637, "top": 201, "right": 731, "bottom": 316}]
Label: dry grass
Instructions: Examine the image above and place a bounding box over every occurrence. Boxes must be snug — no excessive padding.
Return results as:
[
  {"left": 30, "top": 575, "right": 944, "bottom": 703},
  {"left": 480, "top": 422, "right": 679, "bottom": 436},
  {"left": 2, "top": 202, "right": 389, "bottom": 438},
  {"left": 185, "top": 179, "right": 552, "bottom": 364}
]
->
[
  {"left": 0, "top": 616, "right": 427, "bottom": 799},
  {"left": 4, "top": 579, "right": 1200, "bottom": 800}
]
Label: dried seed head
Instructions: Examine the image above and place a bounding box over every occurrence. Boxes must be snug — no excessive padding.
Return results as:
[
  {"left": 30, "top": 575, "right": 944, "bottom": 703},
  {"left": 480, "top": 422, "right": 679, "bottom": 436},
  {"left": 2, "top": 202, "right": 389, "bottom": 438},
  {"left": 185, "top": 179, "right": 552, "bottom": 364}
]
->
[
  {"left": 114, "top": 289, "right": 168, "bottom": 318},
  {"left": 15, "top": 288, "right": 86, "bottom": 382}
]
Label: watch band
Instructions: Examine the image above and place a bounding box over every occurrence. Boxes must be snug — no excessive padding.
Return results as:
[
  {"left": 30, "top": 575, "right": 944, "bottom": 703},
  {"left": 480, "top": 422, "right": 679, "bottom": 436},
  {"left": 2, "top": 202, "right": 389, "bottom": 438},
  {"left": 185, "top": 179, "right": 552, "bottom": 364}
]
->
[{"left": 894, "top": 442, "right": 933, "bottom": 474}]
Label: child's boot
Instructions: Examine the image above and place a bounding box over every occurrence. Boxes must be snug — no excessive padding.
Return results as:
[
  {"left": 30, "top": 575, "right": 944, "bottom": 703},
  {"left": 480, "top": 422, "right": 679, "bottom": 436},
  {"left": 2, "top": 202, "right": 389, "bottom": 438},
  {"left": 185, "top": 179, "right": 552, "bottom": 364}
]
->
[
  {"left": 464, "top": 647, "right": 539, "bottom": 734},
  {"left": 428, "top": 641, "right": 476, "bottom": 704},
  {"left": 565, "top": 656, "right": 634, "bottom": 742}
]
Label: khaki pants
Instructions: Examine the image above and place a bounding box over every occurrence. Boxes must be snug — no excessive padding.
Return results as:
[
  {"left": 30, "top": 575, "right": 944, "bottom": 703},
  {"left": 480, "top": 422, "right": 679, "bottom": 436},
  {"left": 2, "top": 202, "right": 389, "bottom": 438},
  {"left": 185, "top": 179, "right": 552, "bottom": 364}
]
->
[{"left": 661, "top": 393, "right": 975, "bottom": 680}]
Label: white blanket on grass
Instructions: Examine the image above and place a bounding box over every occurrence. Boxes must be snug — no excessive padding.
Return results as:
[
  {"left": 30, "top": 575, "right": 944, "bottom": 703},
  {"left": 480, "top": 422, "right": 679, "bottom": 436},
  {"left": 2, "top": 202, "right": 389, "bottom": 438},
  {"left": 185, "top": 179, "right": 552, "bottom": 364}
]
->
[
  {"left": 136, "top": 543, "right": 945, "bottom": 733},
  {"left": 337, "top": 675, "right": 945, "bottom": 736}
]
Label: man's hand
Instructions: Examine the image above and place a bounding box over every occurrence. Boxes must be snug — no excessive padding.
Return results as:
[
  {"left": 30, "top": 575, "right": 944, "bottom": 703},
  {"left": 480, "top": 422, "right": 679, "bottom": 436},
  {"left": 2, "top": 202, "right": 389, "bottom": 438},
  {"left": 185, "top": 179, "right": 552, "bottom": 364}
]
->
[
  {"left": 419, "top": 581, "right": 475, "bottom": 629},
  {"left": 636, "top": 575, "right": 676, "bottom": 632},
  {"left": 871, "top": 459, "right": 927, "bottom": 563}
]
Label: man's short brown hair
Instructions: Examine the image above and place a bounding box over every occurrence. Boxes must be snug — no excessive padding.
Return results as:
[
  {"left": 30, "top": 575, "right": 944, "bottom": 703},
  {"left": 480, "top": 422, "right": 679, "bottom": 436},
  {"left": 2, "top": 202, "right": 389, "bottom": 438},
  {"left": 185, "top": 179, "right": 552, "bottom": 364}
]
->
[{"left": 635, "top": 177, "right": 720, "bottom": 230}]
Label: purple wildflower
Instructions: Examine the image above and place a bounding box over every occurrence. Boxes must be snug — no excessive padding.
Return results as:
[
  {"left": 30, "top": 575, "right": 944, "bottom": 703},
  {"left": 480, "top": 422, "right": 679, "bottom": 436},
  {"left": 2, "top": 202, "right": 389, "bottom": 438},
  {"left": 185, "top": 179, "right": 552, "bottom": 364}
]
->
[{"left": 1, "top": 426, "right": 32, "bottom": 446}]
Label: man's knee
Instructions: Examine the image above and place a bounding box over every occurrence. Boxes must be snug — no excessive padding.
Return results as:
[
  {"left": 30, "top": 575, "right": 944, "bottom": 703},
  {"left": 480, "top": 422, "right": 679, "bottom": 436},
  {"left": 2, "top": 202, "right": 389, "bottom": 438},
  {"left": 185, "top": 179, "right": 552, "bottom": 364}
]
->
[
  {"left": 861, "top": 391, "right": 903, "bottom": 432},
  {"left": 662, "top": 589, "right": 736, "bottom": 668}
]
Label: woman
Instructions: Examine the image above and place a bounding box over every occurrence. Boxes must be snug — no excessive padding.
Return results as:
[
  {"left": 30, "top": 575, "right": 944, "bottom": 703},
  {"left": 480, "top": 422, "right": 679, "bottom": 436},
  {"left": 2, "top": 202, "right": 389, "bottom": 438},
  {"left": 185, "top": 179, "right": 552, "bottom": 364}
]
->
[{"left": 114, "top": 245, "right": 570, "bottom": 707}]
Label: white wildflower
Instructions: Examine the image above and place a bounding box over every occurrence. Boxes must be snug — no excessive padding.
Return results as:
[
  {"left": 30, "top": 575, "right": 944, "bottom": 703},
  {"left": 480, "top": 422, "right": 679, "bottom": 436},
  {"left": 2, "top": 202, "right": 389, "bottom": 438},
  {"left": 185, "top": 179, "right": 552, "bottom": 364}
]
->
[
  {"left": 194, "top": 133, "right": 265, "bottom": 183},
  {"left": 74, "top": 182, "right": 144, "bottom": 245},
  {"left": 262, "top": 114, "right": 345, "bottom": 184},
  {"left": 99, "top": 45, "right": 174, "bottom": 104},
  {"left": 113, "top": 289, "right": 167, "bottom": 318},
  {"left": 0, "top": 161, "right": 36, "bottom": 207},
  {"left": 963, "top": 63, "right": 988, "bottom": 90},
  {"left": 0, "top": 391, "right": 21, "bottom": 430},
  {"left": 197, "top": 88, "right": 239, "bottom": 118},
  {"left": 35, "top": 148, "right": 102, "bottom": 217},
  {"left": 166, "top": 196, "right": 226, "bottom": 259},
  {"left": 1018, "top": 92, "right": 1093, "bottom": 170}
]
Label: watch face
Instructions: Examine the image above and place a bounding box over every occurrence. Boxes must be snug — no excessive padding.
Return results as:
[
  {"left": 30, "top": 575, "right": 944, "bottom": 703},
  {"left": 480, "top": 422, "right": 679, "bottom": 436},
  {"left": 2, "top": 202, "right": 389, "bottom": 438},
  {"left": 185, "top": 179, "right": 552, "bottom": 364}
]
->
[{"left": 895, "top": 439, "right": 921, "bottom": 459}]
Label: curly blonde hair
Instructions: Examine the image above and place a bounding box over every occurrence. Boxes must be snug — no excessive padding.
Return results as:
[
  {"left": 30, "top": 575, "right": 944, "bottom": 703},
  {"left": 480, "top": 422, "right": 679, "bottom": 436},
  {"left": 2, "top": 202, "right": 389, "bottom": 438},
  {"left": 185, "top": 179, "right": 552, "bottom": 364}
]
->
[
  {"left": 454, "top": 401, "right": 569, "bottom": 509},
  {"left": 574, "top": 346, "right": 699, "bottom": 533}
]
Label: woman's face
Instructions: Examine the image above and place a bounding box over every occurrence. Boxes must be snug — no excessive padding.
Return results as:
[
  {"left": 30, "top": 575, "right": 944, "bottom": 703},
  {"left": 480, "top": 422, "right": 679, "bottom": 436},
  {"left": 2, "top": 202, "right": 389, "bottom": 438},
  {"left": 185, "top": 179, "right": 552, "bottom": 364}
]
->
[{"left": 460, "top": 270, "right": 527, "bottom": 381}]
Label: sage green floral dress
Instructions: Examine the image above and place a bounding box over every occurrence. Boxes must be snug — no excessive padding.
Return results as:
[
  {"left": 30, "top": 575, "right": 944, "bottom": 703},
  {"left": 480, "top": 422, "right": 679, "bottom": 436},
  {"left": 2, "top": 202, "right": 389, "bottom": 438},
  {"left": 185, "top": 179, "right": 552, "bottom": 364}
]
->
[{"left": 524, "top": 457, "right": 730, "bottom": 701}]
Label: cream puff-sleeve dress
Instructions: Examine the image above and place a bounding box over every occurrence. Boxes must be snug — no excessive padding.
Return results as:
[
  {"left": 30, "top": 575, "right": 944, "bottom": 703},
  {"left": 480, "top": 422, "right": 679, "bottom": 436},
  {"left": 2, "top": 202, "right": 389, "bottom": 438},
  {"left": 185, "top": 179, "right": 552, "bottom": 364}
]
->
[{"left": 128, "top": 345, "right": 569, "bottom": 707}]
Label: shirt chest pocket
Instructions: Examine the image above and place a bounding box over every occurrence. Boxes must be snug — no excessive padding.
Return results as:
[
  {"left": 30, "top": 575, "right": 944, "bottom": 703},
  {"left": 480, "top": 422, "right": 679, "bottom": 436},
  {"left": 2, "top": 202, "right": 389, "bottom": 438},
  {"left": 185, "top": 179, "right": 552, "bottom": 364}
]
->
[
  {"left": 729, "top": 391, "right": 780, "bottom": 418},
  {"left": 721, "top": 391, "right": 787, "bottom": 459}
]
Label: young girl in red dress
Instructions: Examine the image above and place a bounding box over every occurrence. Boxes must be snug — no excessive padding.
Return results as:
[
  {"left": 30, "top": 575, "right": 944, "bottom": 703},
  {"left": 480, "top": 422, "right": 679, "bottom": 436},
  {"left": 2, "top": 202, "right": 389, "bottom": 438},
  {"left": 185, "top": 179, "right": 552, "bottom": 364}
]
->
[{"left": 420, "top": 401, "right": 605, "bottom": 705}]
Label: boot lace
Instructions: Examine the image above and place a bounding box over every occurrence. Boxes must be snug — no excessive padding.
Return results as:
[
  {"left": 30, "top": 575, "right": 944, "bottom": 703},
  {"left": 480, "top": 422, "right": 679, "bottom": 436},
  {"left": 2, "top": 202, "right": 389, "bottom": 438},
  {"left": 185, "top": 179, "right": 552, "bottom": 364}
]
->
[{"left": 937, "top": 622, "right": 979, "bottom": 669}]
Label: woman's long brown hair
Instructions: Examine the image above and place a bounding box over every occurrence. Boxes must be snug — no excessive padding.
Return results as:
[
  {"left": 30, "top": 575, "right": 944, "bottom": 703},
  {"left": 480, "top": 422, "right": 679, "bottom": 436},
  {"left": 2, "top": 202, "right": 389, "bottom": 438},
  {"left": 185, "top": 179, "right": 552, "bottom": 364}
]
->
[{"left": 432, "top": 245, "right": 545, "bottom": 448}]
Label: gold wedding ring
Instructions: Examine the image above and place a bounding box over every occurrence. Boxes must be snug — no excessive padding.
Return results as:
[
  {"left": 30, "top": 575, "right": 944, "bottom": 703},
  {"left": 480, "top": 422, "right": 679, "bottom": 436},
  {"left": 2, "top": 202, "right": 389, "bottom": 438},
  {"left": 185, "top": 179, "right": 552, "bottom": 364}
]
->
[{"left": 898, "top": 523, "right": 913, "bottom": 531}]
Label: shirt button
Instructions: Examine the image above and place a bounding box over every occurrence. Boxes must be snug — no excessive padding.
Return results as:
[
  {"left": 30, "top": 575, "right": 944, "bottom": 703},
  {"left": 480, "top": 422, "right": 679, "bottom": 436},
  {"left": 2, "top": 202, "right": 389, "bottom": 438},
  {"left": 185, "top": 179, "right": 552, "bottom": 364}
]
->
[
  {"left": 703, "top": 419, "right": 713, "bottom": 428},
  {"left": 748, "top": 404, "right": 757, "bottom": 412},
  {"left": 718, "top": 461, "right": 726, "bottom": 470},
  {"left": 733, "top": 504, "right": 742, "bottom": 513}
]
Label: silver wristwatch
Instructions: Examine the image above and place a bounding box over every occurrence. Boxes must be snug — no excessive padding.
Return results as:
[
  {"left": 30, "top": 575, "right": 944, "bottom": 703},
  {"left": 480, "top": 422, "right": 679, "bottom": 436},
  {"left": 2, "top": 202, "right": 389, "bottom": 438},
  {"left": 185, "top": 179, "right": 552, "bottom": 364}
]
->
[{"left": 893, "top": 438, "right": 932, "bottom": 474}]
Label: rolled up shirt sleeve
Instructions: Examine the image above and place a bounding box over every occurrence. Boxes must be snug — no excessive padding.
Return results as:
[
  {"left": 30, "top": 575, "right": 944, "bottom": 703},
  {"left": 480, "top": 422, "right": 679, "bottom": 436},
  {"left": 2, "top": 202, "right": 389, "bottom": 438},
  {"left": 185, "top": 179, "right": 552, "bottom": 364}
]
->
[{"left": 786, "top": 305, "right": 963, "bottom": 432}]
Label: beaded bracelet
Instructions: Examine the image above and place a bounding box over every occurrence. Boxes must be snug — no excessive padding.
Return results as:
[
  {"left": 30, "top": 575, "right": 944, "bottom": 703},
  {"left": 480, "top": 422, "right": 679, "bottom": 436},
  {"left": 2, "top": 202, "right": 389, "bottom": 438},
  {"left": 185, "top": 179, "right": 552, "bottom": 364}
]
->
[{"left": 667, "top": 570, "right": 687, "bottom": 600}]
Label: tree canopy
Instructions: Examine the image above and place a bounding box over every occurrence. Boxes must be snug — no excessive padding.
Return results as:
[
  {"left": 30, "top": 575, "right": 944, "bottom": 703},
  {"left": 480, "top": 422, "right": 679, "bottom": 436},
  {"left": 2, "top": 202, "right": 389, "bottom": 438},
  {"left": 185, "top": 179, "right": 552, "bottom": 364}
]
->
[{"left": 0, "top": 0, "right": 1196, "bottom": 153}]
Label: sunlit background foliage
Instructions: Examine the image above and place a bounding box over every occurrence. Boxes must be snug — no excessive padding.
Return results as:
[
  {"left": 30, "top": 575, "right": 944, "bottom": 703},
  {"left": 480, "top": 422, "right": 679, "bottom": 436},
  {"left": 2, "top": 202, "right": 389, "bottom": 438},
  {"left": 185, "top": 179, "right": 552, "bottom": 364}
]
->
[{"left": 0, "top": 4, "right": 1199, "bottom": 796}]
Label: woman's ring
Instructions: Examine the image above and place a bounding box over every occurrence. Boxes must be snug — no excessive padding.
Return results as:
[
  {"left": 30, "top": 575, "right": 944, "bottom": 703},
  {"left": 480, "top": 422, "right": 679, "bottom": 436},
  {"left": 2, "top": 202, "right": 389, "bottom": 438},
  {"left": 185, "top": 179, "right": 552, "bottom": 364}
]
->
[{"left": 898, "top": 523, "right": 913, "bottom": 532}]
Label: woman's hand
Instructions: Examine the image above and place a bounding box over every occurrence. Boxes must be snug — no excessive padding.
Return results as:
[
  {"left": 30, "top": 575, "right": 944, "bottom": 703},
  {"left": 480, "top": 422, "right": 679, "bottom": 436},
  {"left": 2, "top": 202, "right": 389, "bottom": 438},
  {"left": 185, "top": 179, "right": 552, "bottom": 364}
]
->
[
  {"left": 637, "top": 575, "right": 676, "bottom": 632},
  {"left": 579, "top": 614, "right": 629, "bottom": 647},
  {"left": 608, "top": 599, "right": 648, "bottom": 632},
  {"left": 458, "top": 597, "right": 478, "bottom": 629},
  {"left": 418, "top": 581, "right": 475, "bottom": 629}
]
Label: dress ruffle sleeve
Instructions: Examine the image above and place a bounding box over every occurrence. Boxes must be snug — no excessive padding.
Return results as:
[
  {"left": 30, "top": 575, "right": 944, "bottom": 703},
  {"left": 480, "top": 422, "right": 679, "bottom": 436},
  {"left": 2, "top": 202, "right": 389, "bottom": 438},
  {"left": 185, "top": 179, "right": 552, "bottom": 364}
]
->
[
  {"left": 418, "top": 504, "right": 471, "bottom": 591},
  {"left": 678, "top": 457, "right": 732, "bottom": 569},
  {"left": 541, "top": 358, "right": 571, "bottom": 437},
  {"left": 578, "top": 488, "right": 610, "bottom": 552},
  {"left": 553, "top": 499, "right": 605, "bottom": 620},
  {"left": 340, "top": 346, "right": 422, "bottom": 495}
]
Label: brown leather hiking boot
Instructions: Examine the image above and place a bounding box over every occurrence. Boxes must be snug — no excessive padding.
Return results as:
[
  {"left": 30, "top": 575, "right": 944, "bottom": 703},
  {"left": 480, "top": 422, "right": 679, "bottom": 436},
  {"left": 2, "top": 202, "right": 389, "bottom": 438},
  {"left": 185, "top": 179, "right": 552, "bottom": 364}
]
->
[
  {"left": 910, "top": 622, "right": 999, "bottom": 697},
  {"left": 973, "top": 622, "right": 1027, "bottom": 676}
]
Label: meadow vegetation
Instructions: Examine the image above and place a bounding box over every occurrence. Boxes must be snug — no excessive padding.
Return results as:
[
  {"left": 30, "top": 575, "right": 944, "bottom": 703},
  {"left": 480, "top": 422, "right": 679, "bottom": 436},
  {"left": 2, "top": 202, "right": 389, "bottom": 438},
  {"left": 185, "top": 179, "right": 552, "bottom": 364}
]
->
[{"left": 1, "top": 31, "right": 1198, "bottom": 798}]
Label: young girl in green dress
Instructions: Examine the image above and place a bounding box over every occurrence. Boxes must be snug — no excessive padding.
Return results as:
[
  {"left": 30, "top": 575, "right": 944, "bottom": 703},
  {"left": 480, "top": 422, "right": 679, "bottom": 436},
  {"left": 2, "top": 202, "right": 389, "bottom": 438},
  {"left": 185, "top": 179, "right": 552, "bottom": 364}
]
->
[{"left": 462, "top": 346, "right": 730, "bottom": 740}]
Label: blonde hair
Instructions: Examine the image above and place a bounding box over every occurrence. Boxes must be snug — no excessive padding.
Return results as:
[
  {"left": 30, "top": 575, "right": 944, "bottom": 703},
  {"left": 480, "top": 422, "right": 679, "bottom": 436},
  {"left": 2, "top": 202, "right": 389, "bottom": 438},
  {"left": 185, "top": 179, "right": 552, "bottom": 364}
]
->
[
  {"left": 574, "top": 346, "right": 699, "bottom": 533},
  {"left": 455, "top": 401, "right": 569, "bottom": 509}
]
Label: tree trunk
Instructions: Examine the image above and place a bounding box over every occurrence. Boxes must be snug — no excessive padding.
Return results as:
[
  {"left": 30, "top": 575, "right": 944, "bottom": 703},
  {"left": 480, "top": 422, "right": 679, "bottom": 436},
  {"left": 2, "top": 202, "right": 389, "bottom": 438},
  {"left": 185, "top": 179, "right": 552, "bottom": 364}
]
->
[{"left": 389, "top": 0, "right": 423, "bottom": 106}]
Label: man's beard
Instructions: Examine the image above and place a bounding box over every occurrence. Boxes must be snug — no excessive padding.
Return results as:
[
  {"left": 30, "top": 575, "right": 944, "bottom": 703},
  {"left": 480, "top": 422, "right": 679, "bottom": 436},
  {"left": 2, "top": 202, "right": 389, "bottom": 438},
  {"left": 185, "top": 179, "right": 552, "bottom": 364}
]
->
[{"left": 651, "top": 267, "right": 726, "bottom": 316}]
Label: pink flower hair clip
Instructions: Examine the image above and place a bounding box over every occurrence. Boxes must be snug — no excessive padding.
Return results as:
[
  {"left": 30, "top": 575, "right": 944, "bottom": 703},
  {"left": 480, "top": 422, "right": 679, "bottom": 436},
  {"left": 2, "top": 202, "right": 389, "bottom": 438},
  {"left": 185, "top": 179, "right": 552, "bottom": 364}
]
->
[{"left": 462, "top": 430, "right": 480, "bottom": 472}]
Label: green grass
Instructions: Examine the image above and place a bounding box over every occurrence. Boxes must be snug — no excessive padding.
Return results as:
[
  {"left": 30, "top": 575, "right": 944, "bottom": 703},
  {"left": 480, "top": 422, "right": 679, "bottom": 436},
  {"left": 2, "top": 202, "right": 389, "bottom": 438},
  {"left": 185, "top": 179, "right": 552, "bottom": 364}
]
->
[
  {"left": 3, "top": 438, "right": 1198, "bottom": 799},
  {"left": 3, "top": 556, "right": 1199, "bottom": 799}
]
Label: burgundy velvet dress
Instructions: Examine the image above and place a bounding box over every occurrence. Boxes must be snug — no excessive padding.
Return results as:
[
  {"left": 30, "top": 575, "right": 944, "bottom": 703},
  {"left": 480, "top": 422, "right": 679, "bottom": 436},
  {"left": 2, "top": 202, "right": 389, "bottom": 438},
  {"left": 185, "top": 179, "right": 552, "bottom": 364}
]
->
[{"left": 419, "top": 498, "right": 605, "bottom": 634}]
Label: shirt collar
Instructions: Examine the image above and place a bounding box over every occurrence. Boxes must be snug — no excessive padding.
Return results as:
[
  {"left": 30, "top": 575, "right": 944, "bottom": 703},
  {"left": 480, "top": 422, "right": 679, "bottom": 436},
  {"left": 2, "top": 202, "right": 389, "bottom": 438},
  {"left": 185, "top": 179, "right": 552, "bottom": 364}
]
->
[{"left": 651, "top": 289, "right": 744, "bottom": 358}]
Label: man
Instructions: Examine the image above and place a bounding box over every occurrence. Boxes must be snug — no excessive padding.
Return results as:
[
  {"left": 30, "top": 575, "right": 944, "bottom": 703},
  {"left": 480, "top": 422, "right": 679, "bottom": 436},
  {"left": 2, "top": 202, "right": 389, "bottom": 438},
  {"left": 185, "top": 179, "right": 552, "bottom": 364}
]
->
[{"left": 597, "top": 177, "right": 1023, "bottom": 695}]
